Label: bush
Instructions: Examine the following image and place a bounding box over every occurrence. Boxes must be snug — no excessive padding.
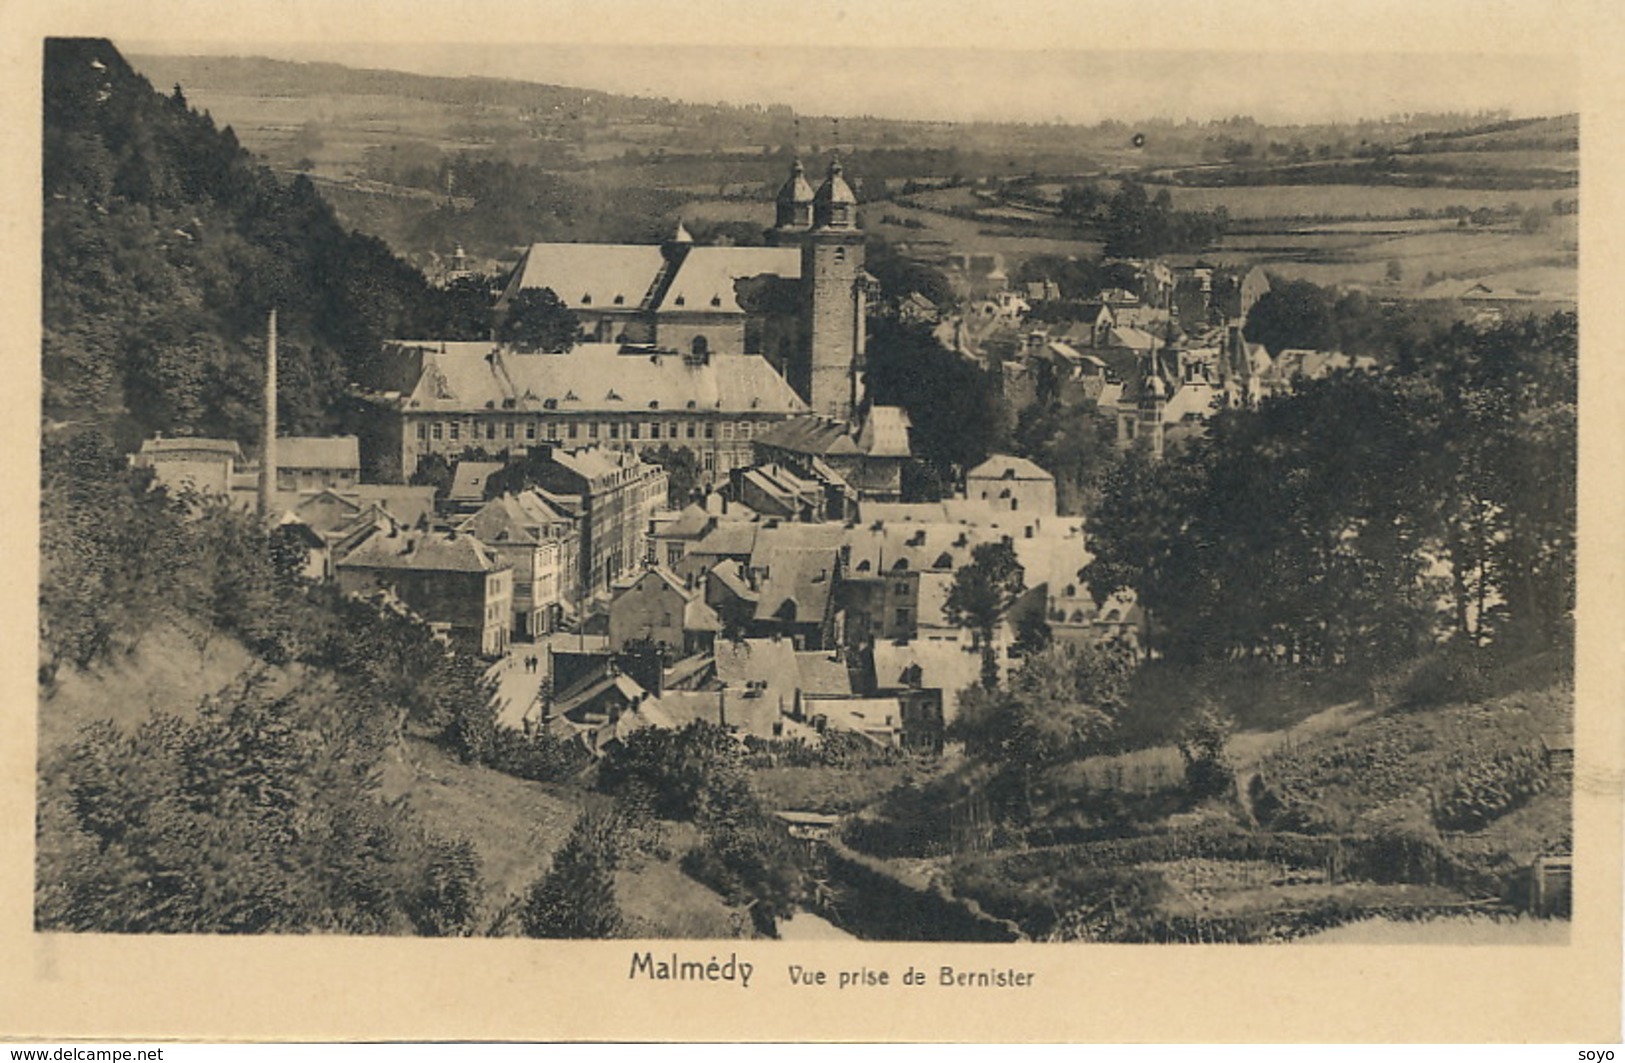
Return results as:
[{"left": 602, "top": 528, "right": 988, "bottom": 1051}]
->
[
  {"left": 1434, "top": 746, "right": 1549, "bottom": 832},
  {"left": 1178, "top": 701, "right": 1236, "bottom": 800},
  {"left": 518, "top": 813, "right": 622, "bottom": 939},
  {"left": 1391, "top": 645, "right": 1494, "bottom": 710}
]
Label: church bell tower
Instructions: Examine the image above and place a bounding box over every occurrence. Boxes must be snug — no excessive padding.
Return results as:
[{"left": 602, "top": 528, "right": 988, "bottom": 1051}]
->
[{"left": 794, "top": 155, "right": 866, "bottom": 424}]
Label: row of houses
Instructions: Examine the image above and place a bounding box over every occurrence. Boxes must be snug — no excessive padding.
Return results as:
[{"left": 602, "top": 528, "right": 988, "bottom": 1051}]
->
[{"left": 528, "top": 453, "right": 1143, "bottom": 757}]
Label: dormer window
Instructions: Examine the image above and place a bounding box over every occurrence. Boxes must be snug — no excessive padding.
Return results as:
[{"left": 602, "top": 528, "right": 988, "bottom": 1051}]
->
[
  {"left": 674, "top": 296, "right": 686, "bottom": 306},
  {"left": 606, "top": 389, "right": 621, "bottom": 401},
  {"left": 710, "top": 295, "right": 722, "bottom": 307},
  {"left": 613, "top": 294, "right": 625, "bottom": 305},
  {"left": 581, "top": 294, "right": 592, "bottom": 305}
]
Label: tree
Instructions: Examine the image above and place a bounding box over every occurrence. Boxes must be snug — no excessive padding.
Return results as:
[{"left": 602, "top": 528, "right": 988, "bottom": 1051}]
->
[
  {"left": 496, "top": 287, "right": 578, "bottom": 353},
  {"left": 644, "top": 444, "right": 703, "bottom": 507},
  {"left": 864, "top": 317, "right": 1006, "bottom": 477},
  {"left": 1177, "top": 700, "right": 1235, "bottom": 801},
  {"left": 1243, "top": 279, "right": 1338, "bottom": 355},
  {"left": 945, "top": 540, "right": 1026, "bottom": 688},
  {"left": 949, "top": 640, "right": 1136, "bottom": 814},
  {"left": 519, "top": 814, "right": 622, "bottom": 939}
]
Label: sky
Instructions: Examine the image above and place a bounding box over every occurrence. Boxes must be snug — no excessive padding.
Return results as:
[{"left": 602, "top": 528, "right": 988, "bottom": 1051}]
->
[
  {"left": 120, "top": 41, "right": 1578, "bottom": 127},
  {"left": 114, "top": 0, "right": 1584, "bottom": 128}
]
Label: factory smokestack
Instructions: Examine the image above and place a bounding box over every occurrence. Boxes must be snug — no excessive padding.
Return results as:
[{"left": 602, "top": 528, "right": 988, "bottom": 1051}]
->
[{"left": 259, "top": 308, "right": 277, "bottom": 519}]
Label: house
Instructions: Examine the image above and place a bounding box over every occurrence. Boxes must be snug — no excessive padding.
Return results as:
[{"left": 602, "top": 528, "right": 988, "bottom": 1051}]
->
[
  {"left": 965, "top": 454, "right": 1057, "bottom": 520},
  {"left": 458, "top": 491, "right": 569, "bottom": 638},
  {"left": 753, "top": 407, "right": 912, "bottom": 502},
  {"left": 133, "top": 436, "right": 243, "bottom": 498},
  {"left": 608, "top": 566, "right": 720, "bottom": 657},
  {"left": 275, "top": 436, "right": 360, "bottom": 493},
  {"left": 811, "top": 697, "right": 905, "bottom": 747},
  {"left": 337, "top": 528, "right": 513, "bottom": 656},
  {"left": 271, "top": 516, "right": 332, "bottom": 582},
  {"left": 448, "top": 460, "right": 506, "bottom": 513},
  {"left": 873, "top": 637, "right": 1004, "bottom": 726}
]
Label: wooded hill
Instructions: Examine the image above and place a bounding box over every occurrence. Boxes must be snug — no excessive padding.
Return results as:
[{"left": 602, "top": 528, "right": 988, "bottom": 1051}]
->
[{"left": 44, "top": 38, "right": 488, "bottom": 452}]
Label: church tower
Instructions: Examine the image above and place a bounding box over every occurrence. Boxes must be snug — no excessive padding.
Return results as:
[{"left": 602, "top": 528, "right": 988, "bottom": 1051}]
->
[
  {"left": 793, "top": 155, "right": 866, "bottom": 423},
  {"left": 771, "top": 158, "right": 815, "bottom": 238}
]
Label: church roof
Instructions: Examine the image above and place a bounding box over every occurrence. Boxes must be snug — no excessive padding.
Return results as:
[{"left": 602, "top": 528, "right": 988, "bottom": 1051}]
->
[
  {"left": 813, "top": 157, "right": 858, "bottom": 207},
  {"left": 506, "top": 243, "right": 668, "bottom": 312},
  {"left": 776, "top": 158, "right": 815, "bottom": 205},
  {"left": 661, "top": 246, "right": 801, "bottom": 316}
]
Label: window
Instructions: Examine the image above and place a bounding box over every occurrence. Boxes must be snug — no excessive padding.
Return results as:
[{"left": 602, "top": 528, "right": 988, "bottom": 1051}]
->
[
  {"left": 895, "top": 608, "right": 911, "bottom": 626},
  {"left": 432, "top": 423, "right": 443, "bottom": 441},
  {"left": 629, "top": 422, "right": 640, "bottom": 440},
  {"left": 686, "top": 422, "right": 696, "bottom": 439},
  {"left": 721, "top": 422, "right": 734, "bottom": 440},
  {"left": 691, "top": 335, "right": 709, "bottom": 357},
  {"left": 416, "top": 423, "right": 428, "bottom": 441},
  {"left": 894, "top": 583, "right": 908, "bottom": 596},
  {"left": 740, "top": 422, "right": 752, "bottom": 440},
  {"left": 589, "top": 423, "right": 599, "bottom": 439},
  {"left": 835, "top": 246, "right": 847, "bottom": 263},
  {"left": 527, "top": 421, "right": 538, "bottom": 440},
  {"left": 567, "top": 422, "right": 579, "bottom": 439},
  {"left": 609, "top": 422, "right": 620, "bottom": 439},
  {"left": 485, "top": 422, "right": 497, "bottom": 440},
  {"left": 449, "top": 422, "right": 460, "bottom": 441},
  {"left": 704, "top": 422, "right": 715, "bottom": 440}
]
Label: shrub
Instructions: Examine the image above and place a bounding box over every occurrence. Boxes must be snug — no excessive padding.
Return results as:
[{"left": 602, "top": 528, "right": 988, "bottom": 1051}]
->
[
  {"left": 1433, "top": 746, "right": 1549, "bottom": 831},
  {"left": 1178, "top": 701, "right": 1236, "bottom": 800},
  {"left": 1392, "top": 645, "right": 1493, "bottom": 710}
]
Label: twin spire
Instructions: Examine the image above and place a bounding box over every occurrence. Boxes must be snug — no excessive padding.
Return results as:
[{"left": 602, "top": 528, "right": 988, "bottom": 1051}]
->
[{"left": 774, "top": 155, "right": 855, "bottom": 232}]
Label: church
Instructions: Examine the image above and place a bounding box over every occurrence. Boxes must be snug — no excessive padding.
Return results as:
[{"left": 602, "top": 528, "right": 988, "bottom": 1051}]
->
[
  {"left": 353, "top": 157, "right": 882, "bottom": 484},
  {"left": 495, "top": 155, "right": 869, "bottom": 423}
]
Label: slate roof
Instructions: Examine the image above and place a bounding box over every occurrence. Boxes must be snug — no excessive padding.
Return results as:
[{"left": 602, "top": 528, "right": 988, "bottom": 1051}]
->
[
  {"left": 507, "top": 243, "right": 668, "bottom": 312},
  {"left": 795, "top": 651, "right": 853, "bottom": 698},
  {"left": 339, "top": 529, "right": 505, "bottom": 574},
  {"left": 450, "top": 461, "right": 506, "bottom": 503},
  {"left": 278, "top": 436, "right": 360, "bottom": 470},
  {"left": 754, "top": 417, "right": 864, "bottom": 457},
  {"left": 394, "top": 343, "right": 807, "bottom": 417},
  {"left": 754, "top": 547, "right": 838, "bottom": 623},
  {"left": 138, "top": 436, "right": 242, "bottom": 460},
  {"left": 872, "top": 640, "right": 991, "bottom": 724},
  {"left": 661, "top": 246, "right": 801, "bottom": 315},
  {"left": 856, "top": 406, "right": 912, "bottom": 458},
  {"left": 968, "top": 454, "right": 1054, "bottom": 483},
  {"left": 348, "top": 485, "right": 435, "bottom": 528}
]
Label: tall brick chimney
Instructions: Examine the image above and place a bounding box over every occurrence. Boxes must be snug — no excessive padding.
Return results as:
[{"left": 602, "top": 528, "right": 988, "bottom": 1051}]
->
[{"left": 259, "top": 308, "right": 278, "bottom": 519}]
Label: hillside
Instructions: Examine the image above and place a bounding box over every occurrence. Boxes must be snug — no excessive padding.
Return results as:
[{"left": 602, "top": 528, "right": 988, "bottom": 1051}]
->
[{"left": 43, "top": 38, "right": 487, "bottom": 450}]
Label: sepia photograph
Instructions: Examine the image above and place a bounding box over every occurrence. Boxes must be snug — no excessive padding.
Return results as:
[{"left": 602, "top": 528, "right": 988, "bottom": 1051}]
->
[{"left": 9, "top": 0, "right": 1622, "bottom": 1044}]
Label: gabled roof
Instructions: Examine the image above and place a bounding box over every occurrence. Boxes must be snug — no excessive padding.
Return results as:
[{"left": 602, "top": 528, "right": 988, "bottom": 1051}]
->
[
  {"left": 138, "top": 436, "right": 242, "bottom": 459},
  {"left": 507, "top": 243, "right": 668, "bottom": 312},
  {"left": 657, "top": 502, "right": 716, "bottom": 541},
  {"left": 967, "top": 454, "right": 1053, "bottom": 483},
  {"left": 348, "top": 485, "right": 435, "bottom": 529},
  {"left": 754, "top": 547, "right": 838, "bottom": 622},
  {"left": 450, "top": 461, "right": 506, "bottom": 502},
  {"left": 461, "top": 493, "right": 544, "bottom": 545},
  {"left": 339, "top": 529, "right": 505, "bottom": 574},
  {"left": 690, "top": 520, "right": 760, "bottom": 559},
  {"left": 278, "top": 436, "right": 359, "bottom": 470},
  {"left": 707, "top": 562, "right": 759, "bottom": 603},
  {"left": 795, "top": 651, "right": 853, "bottom": 698},
  {"left": 872, "top": 639, "right": 990, "bottom": 724},
  {"left": 856, "top": 406, "right": 912, "bottom": 458},
  {"left": 661, "top": 246, "right": 800, "bottom": 315},
  {"left": 754, "top": 417, "right": 864, "bottom": 457}
]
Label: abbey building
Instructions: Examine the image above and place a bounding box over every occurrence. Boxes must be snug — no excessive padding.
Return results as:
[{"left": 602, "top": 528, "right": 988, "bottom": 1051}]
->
[{"left": 353, "top": 157, "right": 872, "bottom": 483}]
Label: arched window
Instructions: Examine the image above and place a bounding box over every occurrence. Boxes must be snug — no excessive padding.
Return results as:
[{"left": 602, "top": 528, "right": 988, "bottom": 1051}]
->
[
  {"left": 835, "top": 246, "right": 847, "bottom": 264},
  {"left": 691, "top": 335, "right": 709, "bottom": 357}
]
